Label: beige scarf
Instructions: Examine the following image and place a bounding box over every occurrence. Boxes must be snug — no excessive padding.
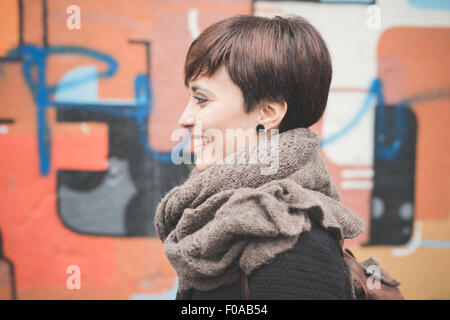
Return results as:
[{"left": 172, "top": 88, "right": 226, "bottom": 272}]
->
[{"left": 154, "top": 127, "right": 365, "bottom": 293}]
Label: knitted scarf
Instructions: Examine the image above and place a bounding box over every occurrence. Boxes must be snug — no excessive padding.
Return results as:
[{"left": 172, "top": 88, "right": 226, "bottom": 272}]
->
[{"left": 154, "top": 127, "right": 366, "bottom": 294}]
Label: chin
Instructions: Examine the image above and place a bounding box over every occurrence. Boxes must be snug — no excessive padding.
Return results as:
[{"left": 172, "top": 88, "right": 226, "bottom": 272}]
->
[
  {"left": 195, "top": 163, "right": 208, "bottom": 172},
  {"left": 194, "top": 158, "right": 215, "bottom": 172},
  {"left": 194, "top": 147, "right": 225, "bottom": 171}
]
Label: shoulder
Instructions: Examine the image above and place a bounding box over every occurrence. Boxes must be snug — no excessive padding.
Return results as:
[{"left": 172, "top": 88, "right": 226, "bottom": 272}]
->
[{"left": 248, "top": 219, "right": 353, "bottom": 300}]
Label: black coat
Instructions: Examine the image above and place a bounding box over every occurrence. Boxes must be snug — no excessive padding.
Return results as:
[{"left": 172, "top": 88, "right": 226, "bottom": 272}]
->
[{"left": 176, "top": 219, "right": 354, "bottom": 300}]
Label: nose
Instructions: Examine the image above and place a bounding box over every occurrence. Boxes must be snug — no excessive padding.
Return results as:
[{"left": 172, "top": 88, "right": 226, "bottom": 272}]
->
[{"left": 178, "top": 103, "right": 196, "bottom": 129}]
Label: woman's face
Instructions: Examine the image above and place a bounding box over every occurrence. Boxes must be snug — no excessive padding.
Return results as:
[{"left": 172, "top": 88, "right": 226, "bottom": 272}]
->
[{"left": 179, "top": 66, "right": 260, "bottom": 171}]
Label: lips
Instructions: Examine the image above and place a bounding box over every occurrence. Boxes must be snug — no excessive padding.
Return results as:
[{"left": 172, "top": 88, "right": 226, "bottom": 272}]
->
[{"left": 192, "top": 135, "right": 214, "bottom": 152}]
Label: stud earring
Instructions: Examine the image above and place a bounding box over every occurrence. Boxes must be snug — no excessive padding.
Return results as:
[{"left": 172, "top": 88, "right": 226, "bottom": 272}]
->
[{"left": 256, "top": 124, "right": 265, "bottom": 133}]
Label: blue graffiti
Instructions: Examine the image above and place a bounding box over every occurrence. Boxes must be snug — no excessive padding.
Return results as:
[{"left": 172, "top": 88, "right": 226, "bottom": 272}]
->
[
  {"left": 374, "top": 85, "right": 406, "bottom": 161},
  {"left": 408, "top": 0, "right": 450, "bottom": 10},
  {"left": 420, "top": 240, "right": 450, "bottom": 248},
  {"left": 320, "top": 78, "right": 381, "bottom": 148},
  {"left": 375, "top": 86, "right": 449, "bottom": 160},
  {"left": 7, "top": 44, "right": 188, "bottom": 175},
  {"left": 320, "top": 77, "right": 449, "bottom": 161}
]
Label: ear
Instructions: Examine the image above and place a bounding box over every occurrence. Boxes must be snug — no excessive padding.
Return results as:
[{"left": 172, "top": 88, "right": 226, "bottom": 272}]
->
[{"left": 257, "top": 100, "right": 288, "bottom": 130}]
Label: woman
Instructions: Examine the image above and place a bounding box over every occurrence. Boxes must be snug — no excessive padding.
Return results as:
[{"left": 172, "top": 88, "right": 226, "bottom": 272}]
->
[{"left": 154, "top": 14, "right": 366, "bottom": 300}]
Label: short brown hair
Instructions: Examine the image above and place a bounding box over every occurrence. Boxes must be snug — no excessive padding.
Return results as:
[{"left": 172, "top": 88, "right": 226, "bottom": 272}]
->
[{"left": 184, "top": 14, "right": 332, "bottom": 132}]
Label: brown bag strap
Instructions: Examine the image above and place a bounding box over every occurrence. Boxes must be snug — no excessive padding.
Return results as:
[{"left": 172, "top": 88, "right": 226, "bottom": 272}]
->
[
  {"left": 241, "top": 270, "right": 249, "bottom": 300},
  {"left": 339, "top": 238, "right": 404, "bottom": 299}
]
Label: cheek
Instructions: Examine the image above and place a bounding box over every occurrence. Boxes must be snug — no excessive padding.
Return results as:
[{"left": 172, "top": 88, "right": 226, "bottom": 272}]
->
[
  {"left": 197, "top": 105, "right": 234, "bottom": 138},
  {"left": 200, "top": 102, "right": 254, "bottom": 155}
]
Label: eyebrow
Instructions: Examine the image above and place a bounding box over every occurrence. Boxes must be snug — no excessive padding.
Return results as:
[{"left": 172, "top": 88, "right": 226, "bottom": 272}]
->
[{"left": 191, "top": 85, "right": 215, "bottom": 96}]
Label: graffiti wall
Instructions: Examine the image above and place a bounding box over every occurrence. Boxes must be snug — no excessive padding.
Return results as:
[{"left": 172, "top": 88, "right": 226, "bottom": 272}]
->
[{"left": 0, "top": 0, "right": 448, "bottom": 299}]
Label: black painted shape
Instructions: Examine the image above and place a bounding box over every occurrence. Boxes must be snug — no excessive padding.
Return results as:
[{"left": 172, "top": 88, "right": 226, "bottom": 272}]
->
[
  {"left": 128, "top": 40, "right": 150, "bottom": 78},
  {"left": 0, "top": 230, "right": 17, "bottom": 300},
  {"left": 368, "top": 104, "right": 417, "bottom": 245},
  {"left": 0, "top": 57, "right": 22, "bottom": 63},
  {"left": 57, "top": 169, "right": 107, "bottom": 191},
  {"left": 0, "top": 119, "right": 15, "bottom": 124},
  {"left": 42, "top": 0, "right": 48, "bottom": 48},
  {"left": 56, "top": 108, "right": 191, "bottom": 237},
  {"left": 18, "top": 0, "right": 23, "bottom": 46}
]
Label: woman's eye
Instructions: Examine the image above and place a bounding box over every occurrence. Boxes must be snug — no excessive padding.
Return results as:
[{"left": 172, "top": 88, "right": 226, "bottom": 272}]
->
[{"left": 194, "top": 96, "right": 208, "bottom": 105}]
